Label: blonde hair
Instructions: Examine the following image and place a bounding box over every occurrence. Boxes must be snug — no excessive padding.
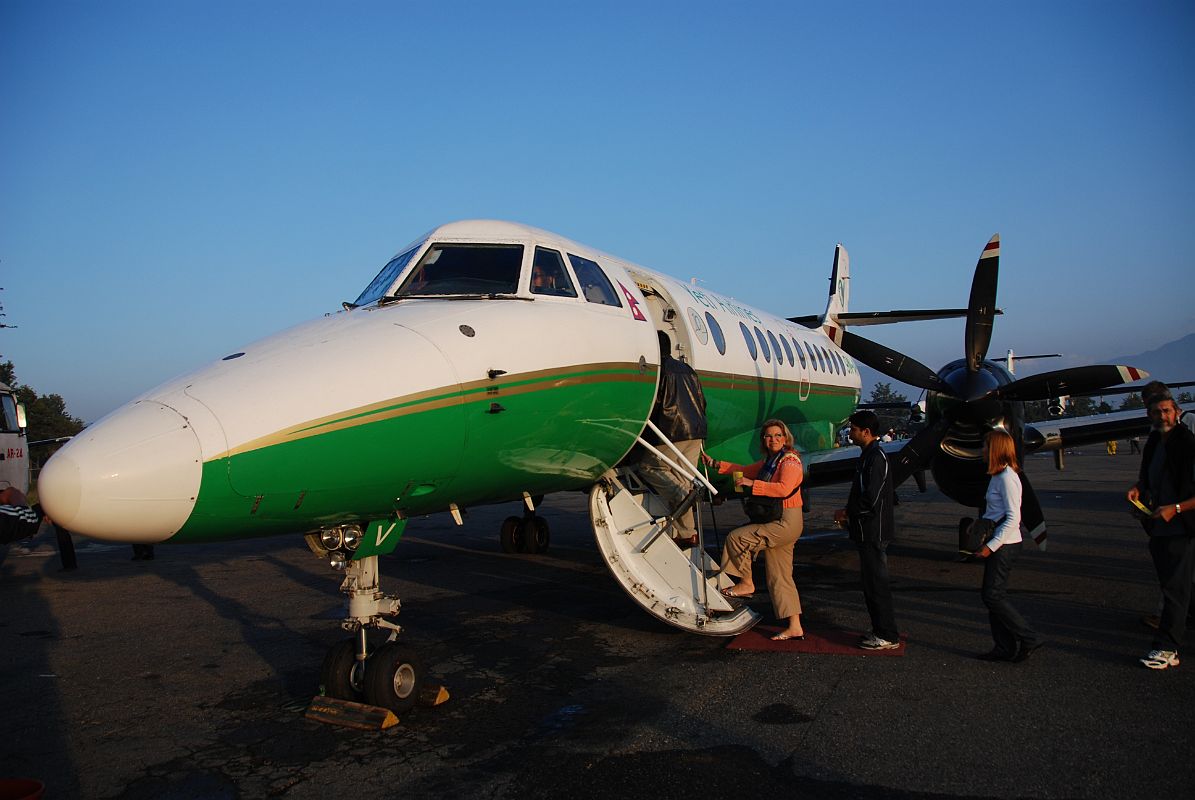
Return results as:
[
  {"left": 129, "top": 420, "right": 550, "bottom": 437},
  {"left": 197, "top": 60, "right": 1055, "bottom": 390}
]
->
[
  {"left": 985, "top": 429, "right": 1020, "bottom": 475},
  {"left": 760, "top": 418, "right": 795, "bottom": 450}
]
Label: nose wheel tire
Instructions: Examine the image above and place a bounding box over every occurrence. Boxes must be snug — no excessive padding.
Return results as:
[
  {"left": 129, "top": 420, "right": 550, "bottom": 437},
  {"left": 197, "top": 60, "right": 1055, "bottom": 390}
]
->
[
  {"left": 364, "top": 642, "right": 423, "bottom": 714},
  {"left": 320, "top": 637, "right": 367, "bottom": 702}
]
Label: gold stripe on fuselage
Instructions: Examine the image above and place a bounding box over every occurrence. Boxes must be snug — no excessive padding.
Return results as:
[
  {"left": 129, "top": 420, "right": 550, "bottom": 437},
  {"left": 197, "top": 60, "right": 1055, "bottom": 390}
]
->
[
  {"left": 211, "top": 363, "right": 855, "bottom": 462},
  {"left": 211, "top": 362, "right": 656, "bottom": 461}
]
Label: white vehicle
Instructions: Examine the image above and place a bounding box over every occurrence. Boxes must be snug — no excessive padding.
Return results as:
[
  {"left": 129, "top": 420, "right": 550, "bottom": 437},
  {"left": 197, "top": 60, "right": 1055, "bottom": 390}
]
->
[{"left": 0, "top": 382, "right": 29, "bottom": 494}]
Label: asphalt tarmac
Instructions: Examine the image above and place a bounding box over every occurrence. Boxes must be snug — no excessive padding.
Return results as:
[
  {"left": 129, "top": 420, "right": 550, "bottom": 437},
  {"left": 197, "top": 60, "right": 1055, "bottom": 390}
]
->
[{"left": 2, "top": 445, "right": 1192, "bottom": 799}]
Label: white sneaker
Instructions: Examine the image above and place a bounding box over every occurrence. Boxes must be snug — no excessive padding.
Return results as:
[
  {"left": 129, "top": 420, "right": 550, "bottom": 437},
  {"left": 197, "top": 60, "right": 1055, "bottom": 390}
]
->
[
  {"left": 1140, "top": 649, "right": 1180, "bottom": 670},
  {"left": 859, "top": 635, "right": 900, "bottom": 651}
]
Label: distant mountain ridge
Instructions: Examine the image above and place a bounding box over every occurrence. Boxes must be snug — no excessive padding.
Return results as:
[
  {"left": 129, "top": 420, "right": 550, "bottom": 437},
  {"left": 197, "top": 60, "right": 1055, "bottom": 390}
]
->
[{"left": 1109, "top": 333, "right": 1195, "bottom": 386}]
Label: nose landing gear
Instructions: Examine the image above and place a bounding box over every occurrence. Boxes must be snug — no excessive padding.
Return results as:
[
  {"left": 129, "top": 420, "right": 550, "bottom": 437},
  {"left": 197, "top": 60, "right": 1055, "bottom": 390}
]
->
[{"left": 316, "top": 552, "right": 424, "bottom": 714}]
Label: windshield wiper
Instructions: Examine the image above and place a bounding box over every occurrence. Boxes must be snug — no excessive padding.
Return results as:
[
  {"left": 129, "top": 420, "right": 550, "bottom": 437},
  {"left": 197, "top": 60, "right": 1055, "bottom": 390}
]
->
[{"left": 391, "top": 293, "right": 526, "bottom": 301}]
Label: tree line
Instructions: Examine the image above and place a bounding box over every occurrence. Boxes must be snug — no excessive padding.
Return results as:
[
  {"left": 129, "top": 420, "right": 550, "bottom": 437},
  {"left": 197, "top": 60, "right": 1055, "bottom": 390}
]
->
[{"left": 1, "top": 361, "right": 86, "bottom": 465}]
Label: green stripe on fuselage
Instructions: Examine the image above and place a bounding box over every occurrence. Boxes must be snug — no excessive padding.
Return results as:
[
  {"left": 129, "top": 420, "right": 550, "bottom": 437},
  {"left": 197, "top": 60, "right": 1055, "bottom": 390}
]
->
[
  {"left": 170, "top": 365, "right": 856, "bottom": 542},
  {"left": 172, "top": 365, "right": 657, "bottom": 541},
  {"left": 702, "top": 371, "right": 857, "bottom": 462}
]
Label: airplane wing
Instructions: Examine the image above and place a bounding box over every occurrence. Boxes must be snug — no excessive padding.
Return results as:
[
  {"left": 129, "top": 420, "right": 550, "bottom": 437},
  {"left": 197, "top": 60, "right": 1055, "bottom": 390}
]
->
[
  {"left": 807, "top": 408, "right": 1154, "bottom": 484},
  {"left": 801, "top": 440, "right": 908, "bottom": 488},
  {"left": 1023, "top": 408, "right": 1150, "bottom": 452}
]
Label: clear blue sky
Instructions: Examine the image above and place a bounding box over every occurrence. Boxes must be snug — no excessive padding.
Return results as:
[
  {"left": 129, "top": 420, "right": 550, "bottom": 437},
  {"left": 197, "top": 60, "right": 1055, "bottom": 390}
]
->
[{"left": 2, "top": 0, "right": 1192, "bottom": 422}]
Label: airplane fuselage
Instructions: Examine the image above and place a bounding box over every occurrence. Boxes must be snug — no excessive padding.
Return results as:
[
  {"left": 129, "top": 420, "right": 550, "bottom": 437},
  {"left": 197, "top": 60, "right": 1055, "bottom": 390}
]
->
[{"left": 40, "top": 221, "right": 861, "bottom": 545}]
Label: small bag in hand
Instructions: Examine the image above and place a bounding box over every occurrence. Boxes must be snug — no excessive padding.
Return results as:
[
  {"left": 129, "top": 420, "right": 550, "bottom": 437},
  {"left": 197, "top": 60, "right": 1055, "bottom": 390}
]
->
[{"left": 959, "top": 516, "right": 1002, "bottom": 553}]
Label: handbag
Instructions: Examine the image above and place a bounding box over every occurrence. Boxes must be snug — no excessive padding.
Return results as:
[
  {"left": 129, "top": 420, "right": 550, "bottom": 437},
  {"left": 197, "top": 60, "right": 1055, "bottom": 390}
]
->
[
  {"left": 741, "top": 451, "right": 801, "bottom": 524},
  {"left": 959, "top": 516, "right": 1004, "bottom": 552},
  {"left": 743, "top": 494, "right": 785, "bottom": 524}
]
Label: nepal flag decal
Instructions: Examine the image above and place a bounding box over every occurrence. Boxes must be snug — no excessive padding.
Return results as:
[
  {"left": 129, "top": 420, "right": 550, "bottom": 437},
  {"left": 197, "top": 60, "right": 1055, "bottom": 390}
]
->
[{"left": 617, "top": 281, "right": 648, "bottom": 322}]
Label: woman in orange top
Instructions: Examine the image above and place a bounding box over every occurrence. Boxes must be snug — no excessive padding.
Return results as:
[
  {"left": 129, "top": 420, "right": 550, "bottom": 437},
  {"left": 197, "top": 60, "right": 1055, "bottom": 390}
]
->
[{"left": 702, "top": 418, "right": 805, "bottom": 640}]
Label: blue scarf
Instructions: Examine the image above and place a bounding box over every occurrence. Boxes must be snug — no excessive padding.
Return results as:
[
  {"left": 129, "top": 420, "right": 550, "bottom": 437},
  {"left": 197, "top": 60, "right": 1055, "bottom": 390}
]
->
[{"left": 758, "top": 447, "right": 791, "bottom": 482}]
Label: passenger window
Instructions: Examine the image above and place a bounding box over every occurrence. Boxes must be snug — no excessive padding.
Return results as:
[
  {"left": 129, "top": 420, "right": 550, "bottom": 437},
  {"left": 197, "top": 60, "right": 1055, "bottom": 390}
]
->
[
  {"left": 706, "top": 312, "right": 726, "bottom": 355},
  {"left": 805, "top": 342, "right": 819, "bottom": 371},
  {"left": 397, "top": 243, "right": 523, "bottom": 297},
  {"left": 530, "top": 248, "right": 577, "bottom": 298},
  {"left": 767, "top": 331, "right": 785, "bottom": 366},
  {"left": 779, "top": 334, "right": 794, "bottom": 367},
  {"left": 567, "top": 254, "right": 622, "bottom": 306},
  {"left": 793, "top": 337, "right": 807, "bottom": 368},
  {"left": 740, "top": 322, "right": 758, "bottom": 360},
  {"left": 754, "top": 327, "right": 770, "bottom": 363},
  {"left": 816, "top": 346, "right": 827, "bottom": 373},
  {"left": 833, "top": 351, "right": 846, "bottom": 374}
]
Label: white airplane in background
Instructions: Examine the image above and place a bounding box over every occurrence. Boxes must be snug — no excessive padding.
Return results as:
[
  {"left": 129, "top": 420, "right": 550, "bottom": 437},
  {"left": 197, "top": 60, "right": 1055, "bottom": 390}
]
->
[{"left": 38, "top": 220, "right": 1147, "bottom": 713}]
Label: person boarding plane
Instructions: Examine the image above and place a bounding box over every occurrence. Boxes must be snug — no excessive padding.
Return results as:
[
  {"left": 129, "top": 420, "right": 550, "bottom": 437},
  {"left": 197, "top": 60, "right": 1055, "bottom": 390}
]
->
[{"left": 37, "top": 221, "right": 1147, "bottom": 713}]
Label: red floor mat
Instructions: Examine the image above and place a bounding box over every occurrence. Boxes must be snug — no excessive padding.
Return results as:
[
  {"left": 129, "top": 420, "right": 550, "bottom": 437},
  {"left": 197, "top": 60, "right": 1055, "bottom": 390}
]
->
[{"left": 727, "top": 625, "right": 907, "bottom": 655}]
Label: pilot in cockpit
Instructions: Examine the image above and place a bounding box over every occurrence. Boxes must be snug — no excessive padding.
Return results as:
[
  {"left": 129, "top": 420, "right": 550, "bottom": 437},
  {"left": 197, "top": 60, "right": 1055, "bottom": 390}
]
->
[
  {"left": 531, "top": 263, "right": 556, "bottom": 293},
  {"left": 530, "top": 256, "right": 577, "bottom": 298}
]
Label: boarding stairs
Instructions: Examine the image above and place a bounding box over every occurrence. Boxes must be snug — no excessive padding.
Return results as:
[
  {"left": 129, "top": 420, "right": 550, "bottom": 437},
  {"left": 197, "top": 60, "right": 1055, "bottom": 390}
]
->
[{"left": 588, "top": 422, "right": 760, "bottom": 636}]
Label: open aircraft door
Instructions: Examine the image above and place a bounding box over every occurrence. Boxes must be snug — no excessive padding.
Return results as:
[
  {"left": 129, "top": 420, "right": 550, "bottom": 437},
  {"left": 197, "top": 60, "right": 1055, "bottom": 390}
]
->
[
  {"left": 588, "top": 435, "right": 759, "bottom": 636},
  {"left": 587, "top": 269, "right": 757, "bottom": 634}
]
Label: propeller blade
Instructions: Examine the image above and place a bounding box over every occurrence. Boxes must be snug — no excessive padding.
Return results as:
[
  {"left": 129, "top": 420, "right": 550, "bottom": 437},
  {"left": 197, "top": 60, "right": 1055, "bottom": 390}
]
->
[
  {"left": 964, "top": 235, "right": 1000, "bottom": 373},
  {"left": 999, "top": 365, "right": 1149, "bottom": 402},
  {"left": 1018, "top": 471, "right": 1047, "bottom": 550},
  {"left": 839, "top": 330, "right": 954, "bottom": 395},
  {"left": 891, "top": 415, "right": 952, "bottom": 487}
]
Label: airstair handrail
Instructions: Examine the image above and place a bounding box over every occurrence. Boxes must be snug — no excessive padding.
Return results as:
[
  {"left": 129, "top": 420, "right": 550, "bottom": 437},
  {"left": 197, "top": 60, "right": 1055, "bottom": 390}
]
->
[{"left": 639, "top": 419, "right": 719, "bottom": 496}]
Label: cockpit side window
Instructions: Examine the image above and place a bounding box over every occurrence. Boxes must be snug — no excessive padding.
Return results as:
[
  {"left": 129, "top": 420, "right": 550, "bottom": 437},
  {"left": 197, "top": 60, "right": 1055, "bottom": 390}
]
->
[
  {"left": 531, "top": 248, "right": 578, "bottom": 298},
  {"left": 396, "top": 244, "right": 523, "bottom": 297},
  {"left": 567, "top": 254, "right": 622, "bottom": 307},
  {"left": 354, "top": 243, "right": 423, "bottom": 306}
]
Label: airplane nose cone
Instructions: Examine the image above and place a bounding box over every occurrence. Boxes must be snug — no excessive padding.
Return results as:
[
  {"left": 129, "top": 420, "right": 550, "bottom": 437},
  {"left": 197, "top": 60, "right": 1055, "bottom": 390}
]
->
[{"left": 38, "top": 401, "right": 202, "bottom": 542}]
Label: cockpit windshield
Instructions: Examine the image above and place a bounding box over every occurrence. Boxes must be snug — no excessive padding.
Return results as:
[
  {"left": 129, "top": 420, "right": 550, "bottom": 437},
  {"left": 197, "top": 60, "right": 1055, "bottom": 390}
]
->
[
  {"left": 395, "top": 244, "right": 523, "bottom": 298},
  {"left": 354, "top": 242, "right": 425, "bottom": 306}
]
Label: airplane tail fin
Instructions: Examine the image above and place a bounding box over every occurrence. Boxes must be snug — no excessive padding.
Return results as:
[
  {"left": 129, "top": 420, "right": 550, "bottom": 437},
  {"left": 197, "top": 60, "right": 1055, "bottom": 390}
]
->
[
  {"left": 790, "top": 244, "right": 849, "bottom": 345},
  {"left": 821, "top": 244, "right": 849, "bottom": 344}
]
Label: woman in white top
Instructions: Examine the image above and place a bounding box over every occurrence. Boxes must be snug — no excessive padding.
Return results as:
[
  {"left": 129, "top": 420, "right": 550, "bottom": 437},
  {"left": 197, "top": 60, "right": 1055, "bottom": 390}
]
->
[{"left": 973, "top": 429, "right": 1042, "bottom": 662}]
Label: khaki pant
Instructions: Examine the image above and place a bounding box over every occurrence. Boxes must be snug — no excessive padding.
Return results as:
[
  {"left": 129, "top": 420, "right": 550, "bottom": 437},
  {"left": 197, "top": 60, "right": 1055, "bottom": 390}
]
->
[
  {"left": 721, "top": 506, "right": 804, "bottom": 619},
  {"left": 639, "top": 438, "right": 704, "bottom": 540}
]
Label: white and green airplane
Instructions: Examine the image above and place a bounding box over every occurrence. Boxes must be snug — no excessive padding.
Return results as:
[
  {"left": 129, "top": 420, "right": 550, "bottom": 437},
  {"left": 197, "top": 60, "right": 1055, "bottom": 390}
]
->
[{"left": 37, "top": 221, "right": 1145, "bottom": 712}]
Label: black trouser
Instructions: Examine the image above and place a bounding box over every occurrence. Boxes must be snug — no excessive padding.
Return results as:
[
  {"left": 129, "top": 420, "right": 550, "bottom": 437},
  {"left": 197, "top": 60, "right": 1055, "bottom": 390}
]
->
[
  {"left": 54, "top": 524, "right": 77, "bottom": 571},
  {"left": 981, "top": 542, "right": 1038, "bottom": 655},
  {"left": 1149, "top": 534, "right": 1195, "bottom": 651},
  {"left": 856, "top": 540, "right": 899, "bottom": 642}
]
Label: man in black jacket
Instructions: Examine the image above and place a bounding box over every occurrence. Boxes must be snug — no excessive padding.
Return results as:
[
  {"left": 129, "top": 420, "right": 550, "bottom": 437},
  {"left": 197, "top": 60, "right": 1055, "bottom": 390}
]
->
[
  {"left": 837, "top": 410, "right": 901, "bottom": 650},
  {"left": 640, "top": 333, "right": 707, "bottom": 547},
  {"left": 1128, "top": 395, "right": 1195, "bottom": 669}
]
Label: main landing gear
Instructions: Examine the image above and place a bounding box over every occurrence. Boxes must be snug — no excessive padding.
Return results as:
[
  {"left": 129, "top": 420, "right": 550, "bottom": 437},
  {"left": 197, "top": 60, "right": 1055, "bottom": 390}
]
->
[
  {"left": 499, "top": 495, "right": 550, "bottom": 554},
  {"left": 308, "top": 532, "right": 424, "bottom": 714}
]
